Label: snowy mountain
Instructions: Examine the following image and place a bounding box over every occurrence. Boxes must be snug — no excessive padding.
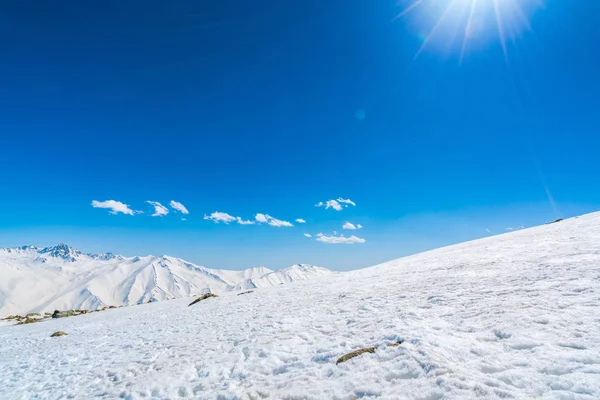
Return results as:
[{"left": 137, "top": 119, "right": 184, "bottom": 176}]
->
[
  {"left": 0, "top": 245, "right": 332, "bottom": 317},
  {"left": 1, "top": 212, "right": 600, "bottom": 399}
]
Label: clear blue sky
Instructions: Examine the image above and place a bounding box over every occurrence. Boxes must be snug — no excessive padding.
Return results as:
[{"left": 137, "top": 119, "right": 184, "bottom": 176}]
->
[{"left": 1, "top": 1, "right": 599, "bottom": 270}]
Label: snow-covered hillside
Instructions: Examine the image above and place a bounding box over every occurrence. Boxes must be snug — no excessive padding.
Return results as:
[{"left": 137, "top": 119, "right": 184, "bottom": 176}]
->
[
  {"left": 0, "top": 244, "right": 331, "bottom": 317},
  {"left": 1, "top": 212, "right": 600, "bottom": 399}
]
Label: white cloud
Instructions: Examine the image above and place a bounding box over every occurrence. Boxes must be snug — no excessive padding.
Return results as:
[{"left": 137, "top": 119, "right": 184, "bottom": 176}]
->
[
  {"left": 236, "top": 217, "right": 255, "bottom": 225},
  {"left": 343, "top": 221, "right": 363, "bottom": 230},
  {"left": 316, "top": 200, "right": 342, "bottom": 211},
  {"left": 304, "top": 233, "right": 312, "bottom": 238},
  {"left": 255, "top": 213, "right": 269, "bottom": 224},
  {"left": 316, "top": 233, "right": 366, "bottom": 244},
  {"left": 181, "top": 218, "right": 187, "bottom": 221},
  {"left": 505, "top": 227, "right": 514, "bottom": 231},
  {"left": 92, "top": 200, "right": 140, "bottom": 216},
  {"left": 255, "top": 213, "right": 293, "bottom": 227},
  {"left": 485, "top": 228, "right": 491, "bottom": 233},
  {"left": 146, "top": 201, "right": 169, "bottom": 217},
  {"left": 204, "top": 211, "right": 292, "bottom": 227},
  {"left": 315, "top": 198, "right": 356, "bottom": 211},
  {"left": 295, "top": 218, "right": 306, "bottom": 224},
  {"left": 170, "top": 200, "right": 189, "bottom": 215},
  {"left": 204, "top": 212, "right": 238, "bottom": 224},
  {"left": 337, "top": 198, "right": 356, "bottom": 207},
  {"left": 204, "top": 211, "right": 255, "bottom": 225}
]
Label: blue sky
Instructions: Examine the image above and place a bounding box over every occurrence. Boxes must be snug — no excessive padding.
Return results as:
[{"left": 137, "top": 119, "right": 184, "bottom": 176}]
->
[{"left": 1, "top": 1, "right": 599, "bottom": 270}]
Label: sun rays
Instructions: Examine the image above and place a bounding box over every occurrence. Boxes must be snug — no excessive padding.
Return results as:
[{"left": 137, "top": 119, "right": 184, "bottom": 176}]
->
[{"left": 396, "top": 0, "right": 542, "bottom": 62}]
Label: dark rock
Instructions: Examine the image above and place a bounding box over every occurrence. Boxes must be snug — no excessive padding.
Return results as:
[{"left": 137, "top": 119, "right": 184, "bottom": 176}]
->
[
  {"left": 50, "top": 331, "right": 67, "bottom": 337},
  {"left": 336, "top": 340, "right": 404, "bottom": 365},
  {"left": 237, "top": 291, "right": 254, "bottom": 296},
  {"left": 188, "top": 293, "right": 218, "bottom": 307},
  {"left": 387, "top": 339, "right": 404, "bottom": 347},
  {"left": 52, "top": 310, "right": 78, "bottom": 318},
  {"left": 336, "top": 347, "right": 376, "bottom": 364},
  {"left": 17, "top": 318, "right": 42, "bottom": 325}
]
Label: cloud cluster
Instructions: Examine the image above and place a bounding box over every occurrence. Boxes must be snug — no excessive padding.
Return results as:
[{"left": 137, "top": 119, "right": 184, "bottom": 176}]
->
[
  {"left": 93, "top": 199, "right": 191, "bottom": 218},
  {"left": 92, "top": 200, "right": 140, "bottom": 216},
  {"left": 146, "top": 201, "right": 169, "bottom": 217},
  {"left": 342, "top": 221, "right": 363, "bottom": 230},
  {"left": 170, "top": 200, "right": 189, "bottom": 215},
  {"left": 315, "top": 233, "right": 366, "bottom": 244},
  {"left": 202, "top": 211, "right": 293, "bottom": 227},
  {"left": 255, "top": 213, "right": 293, "bottom": 227},
  {"left": 92, "top": 196, "right": 370, "bottom": 244},
  {"left": 315, "top": 198, "right": 356, "bottom": 211}
]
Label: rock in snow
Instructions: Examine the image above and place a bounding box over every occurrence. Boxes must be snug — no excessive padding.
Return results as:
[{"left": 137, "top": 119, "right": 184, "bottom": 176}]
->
[
  {"left": 1, "top": 212, "right": 600, "bottom": 399},
  {"left": 0, "top": 247, "right": 332, "bottom": 317}
]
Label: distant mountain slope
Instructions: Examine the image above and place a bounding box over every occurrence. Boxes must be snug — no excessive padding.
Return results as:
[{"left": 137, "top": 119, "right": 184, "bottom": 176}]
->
[{"left": 0, "top": 245, "right": 332, "bottom": 317}]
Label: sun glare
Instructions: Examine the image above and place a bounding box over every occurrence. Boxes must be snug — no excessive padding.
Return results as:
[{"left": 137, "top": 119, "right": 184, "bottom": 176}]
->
[{"left": 396, "top": 0, "right": 543, "bottom": 62}]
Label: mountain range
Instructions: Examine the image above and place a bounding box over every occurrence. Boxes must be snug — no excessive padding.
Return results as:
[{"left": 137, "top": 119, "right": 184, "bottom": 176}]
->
[{"left": 0, "top": 244, "right": 332, "bottom": 317}]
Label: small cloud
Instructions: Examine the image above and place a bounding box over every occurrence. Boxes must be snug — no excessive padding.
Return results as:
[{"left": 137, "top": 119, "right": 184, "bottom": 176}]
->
[
  {"left": 170, "top": 200, "right": 189, "bottom": 215},
  {"left": 204, "top": 212, "right": 238, "bottom": 224},
  {"left": 146, "top": 201, "right": 169, "bottom": 217},
  {"left": 204, "top": 212, "right": 256, "bottom": 225},
  {"left": 92, "top": 200, "right": 140, "bottom": 216},
  {"left": 505, "top": 227, "right": 514, "bottom": 231},
  {"left": 316, "top": 233, "right": 366, "bottom": 244},
  {"left": 236, "top": 217, "right": 255, "bottom": 225},
  {"left": 485, "top": 228, "right": 491, "bottom": 233},
  {"left": 337, "top": 198, "right": 356, "bottom": 207},
  {"left": 181, "top": 218, "right": 187, "bottom": 221},
  {"left": 316, "top": 198, "right": 356, "bottom": 211},
  {"left": 304, "top": 233, "right": 312, "bottom": 238},
  {"left": 255, "top": 213, "right": 293, "bottom": 227},
  {"left": 295, "top": 218, "right": 306, "bottom": 224},
  {"left": 343, "top": 221, "right": 363, "bottom": 230}
]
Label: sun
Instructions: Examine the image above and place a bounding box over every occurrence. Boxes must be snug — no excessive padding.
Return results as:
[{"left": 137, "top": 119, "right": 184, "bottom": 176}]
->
[{"left": 396, "top": 0, "right": 543, "bottom": 62}]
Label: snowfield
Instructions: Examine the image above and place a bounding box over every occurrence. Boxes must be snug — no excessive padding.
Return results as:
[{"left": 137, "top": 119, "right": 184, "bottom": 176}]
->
[{"left": 1, "top": 212, "right": 600, "bottom": 399}]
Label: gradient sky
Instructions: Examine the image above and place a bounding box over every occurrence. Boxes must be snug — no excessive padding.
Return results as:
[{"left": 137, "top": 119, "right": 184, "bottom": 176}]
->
[{"left": 1, "top": 1, "right": 599, "bottom": 270}]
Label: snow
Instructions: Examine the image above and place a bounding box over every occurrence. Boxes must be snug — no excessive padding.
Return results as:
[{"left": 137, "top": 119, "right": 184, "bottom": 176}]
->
[
  {"left": 0, "top": 247, "right": 331, "bottom": 317},
  {"left": 1, "top": 212, "right": 600, "bottom": 399}
]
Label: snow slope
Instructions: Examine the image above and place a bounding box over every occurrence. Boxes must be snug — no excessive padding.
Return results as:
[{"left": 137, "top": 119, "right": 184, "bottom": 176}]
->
[
  {"left": 1, "top": 212, "right": 600, "bottom": 399},
  {"left": 0, "top": 245, "right": 331, "bottom": 317}
]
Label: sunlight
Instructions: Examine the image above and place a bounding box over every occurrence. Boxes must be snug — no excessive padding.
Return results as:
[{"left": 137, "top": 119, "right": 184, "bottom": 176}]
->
[{"left": 396, "top": 0, "right": 542, "bottom": 61}]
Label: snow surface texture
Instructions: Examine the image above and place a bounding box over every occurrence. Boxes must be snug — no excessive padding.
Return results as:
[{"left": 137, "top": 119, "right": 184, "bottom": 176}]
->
[
  {"left": 1, "top": 213, "right": 600, "bottom": 399},
  {"left": 0, "top": 245, "right": 331, "bottom": 317}
]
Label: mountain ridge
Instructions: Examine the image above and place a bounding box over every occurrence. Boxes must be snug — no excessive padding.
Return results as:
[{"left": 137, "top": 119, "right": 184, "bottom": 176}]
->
[{"left": 0, "top": 244, "right": 333, "bottom": 317}]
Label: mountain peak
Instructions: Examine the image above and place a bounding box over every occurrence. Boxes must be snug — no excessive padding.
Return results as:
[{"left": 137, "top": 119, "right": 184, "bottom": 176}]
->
[{"left": 38, "top": 243, "right": 82, "bottom": 261}]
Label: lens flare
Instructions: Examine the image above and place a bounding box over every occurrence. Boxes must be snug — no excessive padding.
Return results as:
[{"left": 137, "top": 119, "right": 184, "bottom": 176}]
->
[{"left": 396, "top": 0, "right": 543, "bottom": 62}]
